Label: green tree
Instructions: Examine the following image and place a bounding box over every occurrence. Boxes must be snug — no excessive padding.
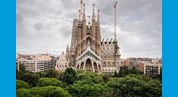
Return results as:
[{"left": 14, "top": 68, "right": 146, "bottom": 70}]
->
[
  {"left": 107, "top": 75, "right": 161, "bottom": 97},
  {"left": 107, "top": 76, "right": 160, "bottom": 97},
  {"left": 147, "top": 79, "right": 162, "bottom": 97},
  {"left": 17, "top": 86, "right": 72, "bottom": 97},
  {"left": 36, "top": 71, "right": 46, "bottom": 78},
  {"left": 20, "top": 72, "right": 40, "bottom": 87},
  {"left": 127, "top": 74, "right": 152, "bottom": 82},
  {"left": 67, "top": 71, "right": 107, "bottom": 97},
  {"left": 118, "top": 66, "right": 143, "bottom": 77},
  {"left": 102, "top": 74, "right": 111, "bottom": 83},
  {"left": 16, "top": 88, "right": 32, "bottom": 97},
  {"left": 67, "top": 81, "right": 107, "bottom": 97},
  {"left": 75, "top": 71, "right": 103, "bottom": 85},
  {"left": 113, "top": 71, "right": 119, "bottom": 77},
  {"left": 16, "top": 80, "right": 30, "bottom": 90},
  {"left": 59, "top": 68, "right": 77, "bottom": 85},
  {"left": 129, "top": 66, "right": 143, "bottom": 74},
  {"left": 16, "top": 64, "right": 27, "bottom": 79},
  {"left": 30, "top": 86, "right": 72, "bottom": 97},
  {"left": 37, "top": 78, "right": 61, "bottom": 87},
  {"left": 45, "top": 69, "right": 58, "bottom": 78},
  {"left": 118, "top": 66, "right": 129, "bottom": 77},
  {"left": 19, "top": 64, "right": 26, "bottom": 72}
]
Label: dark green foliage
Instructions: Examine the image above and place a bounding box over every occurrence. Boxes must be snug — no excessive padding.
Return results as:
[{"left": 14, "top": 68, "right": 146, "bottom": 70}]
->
[
  {"left": 17, "top": 86, "right": 72, "bottom": 97},
  {"left": 75, "top": 71, "right": 103, "bottom": 85},
  {"left": 36, "top": 71, "right": 46, "bottom": 78},
  {"left": 19, "top": 64, "right": 26, "bottom": 72},
  {"left": 16, "top": 66, "right": 161, "bottom": 97},
  {"left": 118, "top": 66, "right": 129, "bottom": 77},
  {"left": 127, "top": 74, "right": 152, "bottom": 82},
  {"left": 45, "top": 69, "right": 58, "bottom": 78},
  {"left": 16, "top": 80, "right": 30, "bottom": 90},
  {"left": 147, "top": 79, "right": 162, "bottom": 97},
  {"left": 67, "top": 71, "right": 107, "bottom": 97},
  {"left": 20, "top": 72, "right": 40, "bottom": 87},
  {"left": 129, "top": 66, "right": 143, "bottom": 74},
  {"left": 107, "top": 75, "right": 162, "bottom": 97},
  {"left": 16, "top": 64, "right": 27, "bottom": 79},
  {"left": 102, "top": 74, "right": 111, "bottom": 83},
  {"left": 37, "top": 78, "right": 61, "bottom": 87},
  {"left": 59, "top": 68, "right": 77, "bottom": 85},
  {"left": 67, "top": 81, "right": 107, "bottom": 97},
  {"left": 17, "top": 64, "right": 40, "bottom": 86},
  {"left": 113, "top": 71, "right": 119, "bottom": 77},
  {"left": 16, "top": 88, "right": 32, "bottom": 97},
  {"left": 118, "top": 66, "right": 143, "bottom": 77}
]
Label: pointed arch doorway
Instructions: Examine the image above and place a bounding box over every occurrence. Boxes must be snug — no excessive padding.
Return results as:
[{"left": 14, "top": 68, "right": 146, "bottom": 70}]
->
[{"left": 85, "top": 58, "right": 92, "bottom": 71}]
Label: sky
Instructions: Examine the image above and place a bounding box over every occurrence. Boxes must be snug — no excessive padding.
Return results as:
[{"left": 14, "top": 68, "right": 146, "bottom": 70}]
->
[{"left": 16, "top": 0, "right": 162, "bottom": 58}]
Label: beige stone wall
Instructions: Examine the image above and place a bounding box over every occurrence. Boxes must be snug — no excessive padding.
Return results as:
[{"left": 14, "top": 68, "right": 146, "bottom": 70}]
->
[{"left": 55, "top": 52, "right": 69, "bottom": 72}]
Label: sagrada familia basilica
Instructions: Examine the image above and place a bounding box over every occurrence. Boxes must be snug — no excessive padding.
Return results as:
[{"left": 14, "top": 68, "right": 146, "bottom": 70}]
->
[{"left": 55, "top": 0, "right": 122, "bottom": 74}]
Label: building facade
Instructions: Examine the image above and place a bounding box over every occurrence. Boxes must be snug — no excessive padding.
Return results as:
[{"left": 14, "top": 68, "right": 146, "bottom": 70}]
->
[
  {"left": 123, "top": 57, "right": 162, "bottom": 75},
  {"left": 55, "top": 52, "right": 69, "bottom": 72},
  {"left": 56, "top": 1, "right": 121, "bottom": 74},
  {"left": 144, "top": 62, "right": 162, "bottom": 76},
  {"left": 17, "top": 54, "right": 55, "bottom": 72}
]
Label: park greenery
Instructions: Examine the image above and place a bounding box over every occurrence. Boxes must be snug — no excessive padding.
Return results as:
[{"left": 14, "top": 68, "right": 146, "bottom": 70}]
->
[{"left": 16, "top": 64, "right": 162, "bottom": 97}]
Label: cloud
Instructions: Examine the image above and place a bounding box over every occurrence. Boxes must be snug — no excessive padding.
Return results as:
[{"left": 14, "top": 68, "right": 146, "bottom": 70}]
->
[
  {"left": 16, "top": 0, "right": 162, "bottom": 58},
  {"left": 34, "top": 23, "right": 44, "bottom": 31}
]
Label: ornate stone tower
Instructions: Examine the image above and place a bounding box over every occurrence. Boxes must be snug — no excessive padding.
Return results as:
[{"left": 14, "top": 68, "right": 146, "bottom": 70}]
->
[
  {"left": 65, "top": 0, "right": 121, "bottom": 74},
  {"left": 67, "top": 1, "right": 102, "bottom": 73}
]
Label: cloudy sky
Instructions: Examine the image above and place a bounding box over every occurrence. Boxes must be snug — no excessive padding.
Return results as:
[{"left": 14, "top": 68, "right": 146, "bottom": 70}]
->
[{"left": 16, "top": 0, "right": 162, "bottom": 58}]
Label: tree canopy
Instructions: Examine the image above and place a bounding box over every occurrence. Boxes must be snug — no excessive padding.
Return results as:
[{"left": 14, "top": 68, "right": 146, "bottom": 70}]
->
[
  {"left": 59, "top": 68, "right": 77, "bottom": 85},
  {"left": 16, "top": 80, "right": 30, "bottom": 90},
  {"left": 16, "top": 67, "right": 162, "bottom": 97},
  {"left": 37, "top": 78, "right": 61, "bottom": 87},
  {"left": 16, "top": 86, "right": 72, "bottom": 97}
]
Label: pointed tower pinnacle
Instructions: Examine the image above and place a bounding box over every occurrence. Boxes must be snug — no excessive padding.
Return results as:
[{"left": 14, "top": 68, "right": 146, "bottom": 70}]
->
[
  {"left": 92, "top": 3, "right": 96, "bottom": 21},
  {"left": 80, "top": 0, "right": 83, "bottom": 19},
  {"left": 97, "top": 9, "right": 100, "bottom": 24},
  {"left": 81, "top": 3, "right": 87, "bottom": 52},
  {"left": 92, "top": 3, "right": 96, "bottom": 38},
  {"left": 96, "top": 9, "right": 101, "bottom": 55},
  {"left": 82, "top": 3, "right": 87, "bottom": 40},
  {"left": 82, "top": 3, "right": 86, "bottom": 21}
]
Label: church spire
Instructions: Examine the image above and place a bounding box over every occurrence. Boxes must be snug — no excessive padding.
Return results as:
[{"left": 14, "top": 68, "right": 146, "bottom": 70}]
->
[
  {"left": 82, "top": 3, "right": 86, "bottom": 21},
  {"left": 96, "top": 9, "right": 101, "bottom": 55},
  {"left": 92, "top": 3, "right": 96, "bottom": 21},
  {"left": 97, "top": 9, "right": 100, "bottom": 25},
  {"left": 91, "top": 3, "right": 96, "bottom": 53},
  {"left": 82, "top": 3, "right": 87, "bottom": 49},
  {"left": 80, "top": 0, "right": 83, "bottom": 19},
  {"left": 91, "top": 3, "right": 96, "bottom": 38}
]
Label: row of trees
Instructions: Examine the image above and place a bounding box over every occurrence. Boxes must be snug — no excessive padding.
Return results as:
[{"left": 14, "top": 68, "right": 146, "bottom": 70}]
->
[
  {"left": 16, "top": 64, "right": 162, "bottom": 97},
  {"left": 114, "top": 66, "right": 162, "bottom": 81}
]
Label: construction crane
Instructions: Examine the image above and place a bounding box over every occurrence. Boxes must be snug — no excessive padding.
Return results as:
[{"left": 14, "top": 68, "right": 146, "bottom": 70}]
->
[
  {"left": 113, "top": 1, "right": 118, "bottom": 67},
  {"left": 113, "top": 1, "right": 117, "bottom": 41}
]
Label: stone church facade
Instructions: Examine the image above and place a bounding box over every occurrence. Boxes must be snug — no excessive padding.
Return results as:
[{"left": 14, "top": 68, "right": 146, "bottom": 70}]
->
[{"left": 56, "top": 1, "right": 122, "bottom": 74}]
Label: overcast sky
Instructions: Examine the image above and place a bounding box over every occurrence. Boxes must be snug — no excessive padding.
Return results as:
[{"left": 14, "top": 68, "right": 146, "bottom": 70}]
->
[{"left": 16, "top": 0, "right": 162, "bottom": 58}]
